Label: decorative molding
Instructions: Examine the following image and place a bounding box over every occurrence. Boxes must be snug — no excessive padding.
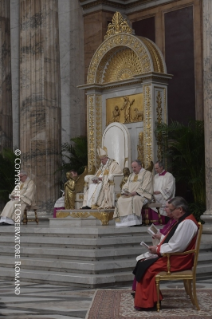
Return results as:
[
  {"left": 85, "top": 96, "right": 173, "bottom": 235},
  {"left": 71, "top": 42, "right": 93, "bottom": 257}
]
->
[
  {"left": 156, "top": 90, "right": 162, "bottom": 161},
  {"left": 87, "top": 33, "right": 153, "bottom": 84},
  {"left": 79, "top": 0, "right": 174, "bottom": 14},
  {"left": 104, "top": 12, "right": 133, "bottom": 39},
  {"left": 137, "top": 131, "right": 144, "bottom": 165},
  {"left": 102, "top": 48, "right": 142, "bottom": 83},
  {"left": 143, "top": 85, "right": 152, "bottom": 168},
  {"left": 96, "top": 95, "right": 102, "bottom": 167},
  {"left": 87, "top": 95, "right": 96, "bottom": 172},
  {"left": 140, "top": 37, "right": 164, "bottom": 73},
  {"left": 56, "top": 209, "right": 114, "bottom": 226}
]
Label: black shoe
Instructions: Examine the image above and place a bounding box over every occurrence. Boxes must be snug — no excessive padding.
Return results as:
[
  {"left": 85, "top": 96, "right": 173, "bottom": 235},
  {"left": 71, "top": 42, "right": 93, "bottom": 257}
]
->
[
  {"left": 0, "top": 222, "right": 13, "bottom": 226},
  {"left": 131, "top": 292, "right": 135, "bottom": 298},
  {"left": 81, "top": 206, "right": 91, "bottom": 209}
]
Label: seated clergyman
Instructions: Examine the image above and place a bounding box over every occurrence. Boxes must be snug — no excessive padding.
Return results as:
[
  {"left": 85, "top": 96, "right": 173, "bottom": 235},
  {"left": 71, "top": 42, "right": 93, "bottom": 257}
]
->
[
  {"left": 133, "top": 197, "right": 198, "bottom": 310},
  {"left": 151, "top": 160, "right": 175, "bottom": 223},
  {"left": 0, "top": 171, "right": 36, "bottom": 226},
  {"left": 113, "top": 160, "right": 153, "bottom": 227},
  {"left": 82, "top": 147, "right": 122, "bottom": 209}
]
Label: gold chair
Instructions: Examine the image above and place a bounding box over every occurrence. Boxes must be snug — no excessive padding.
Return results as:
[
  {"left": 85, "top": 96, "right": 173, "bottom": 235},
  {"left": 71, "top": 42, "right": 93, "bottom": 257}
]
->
[
  {"left": 155, "top": 222, "right": 203, "bottom": 312},
  {"left": 23, "top": 205, "right": 39, "bottom": 225}
]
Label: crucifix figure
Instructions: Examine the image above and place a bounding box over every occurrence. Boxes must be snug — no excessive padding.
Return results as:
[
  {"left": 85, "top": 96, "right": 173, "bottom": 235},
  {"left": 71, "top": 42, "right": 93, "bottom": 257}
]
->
[{"left": 121, "top": 96, "right": 135, "bottom": 123}]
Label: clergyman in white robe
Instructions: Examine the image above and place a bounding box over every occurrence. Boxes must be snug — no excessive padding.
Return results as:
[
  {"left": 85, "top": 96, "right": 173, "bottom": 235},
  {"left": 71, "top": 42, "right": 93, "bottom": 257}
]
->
[
  {"left": 113, "top": 162, "right": 153, "bottom": 227},
  {"left": 0, "top": 176, "right": 36, "bottom": 225},
  {"left": 153, "top": 162, "right": 175, "bottom": 216}
]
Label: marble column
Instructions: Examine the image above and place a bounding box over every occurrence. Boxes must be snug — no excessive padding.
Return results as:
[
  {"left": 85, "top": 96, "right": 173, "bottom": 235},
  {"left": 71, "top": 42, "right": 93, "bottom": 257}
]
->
[
  {"left": 58, "top": 0, "right": 85, "bottom": 145},
  {"left": 20, "top": 0, "right": 61, "bottom": 212},
  {"left": 0, "top": 0, "right": 12, "bottom": 151},
  {"left": 10, "top": 0, "right": 20, "bottom": 149},
  {"left": 201, "top": 0, "right": 212, "bottom": 232}
]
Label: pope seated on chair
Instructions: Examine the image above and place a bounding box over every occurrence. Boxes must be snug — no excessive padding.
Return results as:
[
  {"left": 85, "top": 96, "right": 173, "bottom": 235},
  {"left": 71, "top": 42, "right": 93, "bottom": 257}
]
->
[
  {"left": 113, "top": 160, "right": 153, "bottom": 227},
  {"left": 0, "top": 170, "right": 36, "bottom": 226},
  {"left": 82, "top": 147, "right": 122, "bottom": 209}
]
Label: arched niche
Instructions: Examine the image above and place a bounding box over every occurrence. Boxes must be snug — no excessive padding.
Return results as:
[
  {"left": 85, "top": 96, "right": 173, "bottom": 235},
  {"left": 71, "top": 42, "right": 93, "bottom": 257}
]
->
[
  {"left": 87, "top": 34, "right": 166, "bottom": 85},
  {"left": 78, "top": 12, "right": 172, "bottom": 172}
]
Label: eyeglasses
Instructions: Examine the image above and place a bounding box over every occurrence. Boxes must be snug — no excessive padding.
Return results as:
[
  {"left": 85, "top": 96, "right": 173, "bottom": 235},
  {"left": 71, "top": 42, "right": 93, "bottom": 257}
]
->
[{"left": 169, "top": 206, "right": 181, "bottom": 213}]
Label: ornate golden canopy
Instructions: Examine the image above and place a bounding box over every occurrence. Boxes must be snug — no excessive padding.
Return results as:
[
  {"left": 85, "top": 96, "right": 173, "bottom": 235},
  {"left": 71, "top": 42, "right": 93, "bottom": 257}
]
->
[{"left": 87, "top": 12, "right": 166, "bottom": 85}]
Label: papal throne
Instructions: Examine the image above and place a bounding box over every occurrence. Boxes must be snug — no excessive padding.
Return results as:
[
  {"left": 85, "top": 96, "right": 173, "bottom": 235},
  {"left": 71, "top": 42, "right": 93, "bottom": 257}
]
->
[{"left": 81, "top": 122, "right": 131, "bottom": 209}]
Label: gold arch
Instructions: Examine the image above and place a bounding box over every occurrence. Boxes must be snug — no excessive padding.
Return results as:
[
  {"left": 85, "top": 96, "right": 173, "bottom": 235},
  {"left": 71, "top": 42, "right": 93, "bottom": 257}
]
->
[{"left": 87, "top": 33, "right": 166, "bottom": 85}]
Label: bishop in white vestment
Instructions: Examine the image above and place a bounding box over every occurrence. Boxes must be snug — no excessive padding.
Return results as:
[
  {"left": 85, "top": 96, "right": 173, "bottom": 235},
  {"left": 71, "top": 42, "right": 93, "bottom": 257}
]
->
[
  {"left": 0, "top": 171, "right": 36, "bottom": 225},
  {"left": 113, "top": 160, "right": 153, "bottom": 227},
  {"left": 82, "top": 147, "right": 122, "bottom": 209},
  {"left": 153, "top": 161, "right": 175, "bottom": 216}
]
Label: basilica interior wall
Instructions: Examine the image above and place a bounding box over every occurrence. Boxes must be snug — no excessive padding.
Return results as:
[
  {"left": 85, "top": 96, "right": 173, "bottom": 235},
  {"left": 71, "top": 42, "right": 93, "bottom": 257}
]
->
[
  {"left": 128, "top": 0, "right": 203, "bottom": 123},
  {"left": 82, "top": 0, "right": 203, "bottom": 124},
  {"left": 83, "top": 10, "right": 114, "bottom": 82}
]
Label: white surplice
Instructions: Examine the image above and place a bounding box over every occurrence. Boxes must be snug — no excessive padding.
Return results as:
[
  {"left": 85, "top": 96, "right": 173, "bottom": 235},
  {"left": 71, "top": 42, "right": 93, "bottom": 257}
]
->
[{"left": 153, "top": 171, "right": 175, "bottom": 216}]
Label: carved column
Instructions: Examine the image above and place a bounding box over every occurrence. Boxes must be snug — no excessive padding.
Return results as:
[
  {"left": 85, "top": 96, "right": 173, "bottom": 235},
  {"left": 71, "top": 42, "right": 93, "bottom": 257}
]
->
[
  {"left": 0, "top": 0, "right": 12, "bottom": 151},
  {"left": 201, "top": 0, "right": 212, "bottom": 232},
  {"left": 20, "top": 0, "right": 61, "bottom": 212},
  {"left": 58, "top": 0, "right": 85, "bottom": 144}
]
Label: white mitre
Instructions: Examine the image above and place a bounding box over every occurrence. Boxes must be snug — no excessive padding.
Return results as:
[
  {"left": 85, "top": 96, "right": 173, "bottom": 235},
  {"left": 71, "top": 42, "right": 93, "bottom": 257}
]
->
[{"left": 97, "top": 146, "right": 108, "bottom": 159}]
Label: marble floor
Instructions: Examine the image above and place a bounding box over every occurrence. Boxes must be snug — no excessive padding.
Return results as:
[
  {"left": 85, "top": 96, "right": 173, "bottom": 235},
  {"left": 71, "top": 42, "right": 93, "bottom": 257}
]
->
[{"left": 1, "top": 278, "right": 212, "bottom": 318}]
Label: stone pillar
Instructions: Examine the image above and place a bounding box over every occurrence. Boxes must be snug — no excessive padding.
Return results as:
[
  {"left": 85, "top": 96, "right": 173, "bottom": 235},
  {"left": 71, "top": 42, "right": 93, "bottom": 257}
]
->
[
  {"left": 0, "top": 0, "right": 12, "bottom": 151},
  {"left": 201, "top": 0, "right": 212, "bottom": 232},
  {"left": 10, "top": 0, "right": 20, "bottom": 149},
  {"left": 20, "top": 0, "right": 61, "bottom": 212},
  {"left": 58, "top": 0, "right": 85, "bottom": 145}
]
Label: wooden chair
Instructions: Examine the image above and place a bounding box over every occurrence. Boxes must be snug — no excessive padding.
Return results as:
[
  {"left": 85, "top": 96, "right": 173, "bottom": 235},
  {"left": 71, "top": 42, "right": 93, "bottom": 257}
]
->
[
  {"left": 23, "top": 205, "right": 39, "bottom": 225},
  {"left": 155, "top": 222, "right": 202, "bottom": 311}
]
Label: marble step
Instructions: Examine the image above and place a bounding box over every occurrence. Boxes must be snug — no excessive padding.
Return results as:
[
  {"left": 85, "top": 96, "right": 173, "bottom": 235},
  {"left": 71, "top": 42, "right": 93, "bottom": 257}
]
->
[
  {"left": 1, "top": 252, "right": 212, "bottom": 274},
  {"left": 0, "top": 234, "right": 151, "bottom": 248},
  {"left": 0, "top": 245, "right": 145, "bottom": 260},
  {"left": 1, "top": 261, "right": 212, "bottom": 288},
  {"left": 0, "top": 266, "right": 135, "bottom": 287},
  {"left": 0, "top": 224, "right": 154, "bottom": 236},
  {"left": 0, "top": 224, "right": 212, "bottom": 287},
  {"left": 0, "top": 256, "right": 136, "bottom": 273}
]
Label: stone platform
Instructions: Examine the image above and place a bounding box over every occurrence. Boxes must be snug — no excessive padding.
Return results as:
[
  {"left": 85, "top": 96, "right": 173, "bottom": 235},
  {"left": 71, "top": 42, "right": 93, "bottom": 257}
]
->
[
  {"left": 0, "top": 222, "right": 212, "bottom": 288},
  {"left": 51, "top": 209, "right": 115, "bottom": 226}
]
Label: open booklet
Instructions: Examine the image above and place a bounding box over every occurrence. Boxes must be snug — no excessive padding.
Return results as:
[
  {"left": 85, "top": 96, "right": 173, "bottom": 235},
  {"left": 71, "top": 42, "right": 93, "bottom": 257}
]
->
[
  {"left": 147, "top": 223, "right": 159, "bottom": 236},
  {"left": 136, "top": 251, "right": 158, "bottom": 262},
  {"left": 140, "top": 241, "right": 150, "bottom": 249}
]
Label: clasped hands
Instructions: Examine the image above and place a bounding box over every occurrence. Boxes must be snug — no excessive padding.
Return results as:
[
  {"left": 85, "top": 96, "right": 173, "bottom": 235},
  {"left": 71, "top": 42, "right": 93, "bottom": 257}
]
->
[
  {"left": 148, "top": 246, "right": 158, "bottom": 254},
  {"left": 92, "top": 177, "right": 102, "bottom": 184},
  {"left": 121, "top": 191, "right": 137, "bottom": 197}
]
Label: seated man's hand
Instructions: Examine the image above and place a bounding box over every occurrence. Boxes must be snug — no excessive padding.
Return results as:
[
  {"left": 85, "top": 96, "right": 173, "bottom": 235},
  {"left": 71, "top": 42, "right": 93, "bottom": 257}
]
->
[
  {"left": 98, "top": 177, "right": 102, "bottom": 181},
  {"left": 148, "top": 246, "right": 157, "bottom": 254},
  {"left": 130, "top": 191, "right": 137, "bottom": 197},
  {"left": 153, "top": 233, "right": 162, "bottom": 240}
]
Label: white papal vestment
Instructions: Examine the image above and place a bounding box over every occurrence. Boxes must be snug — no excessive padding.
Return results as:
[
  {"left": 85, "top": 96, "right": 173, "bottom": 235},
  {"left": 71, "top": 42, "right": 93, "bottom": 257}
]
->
[{"left": 83, "top": 158, "right": 122, "bottom": 209}]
